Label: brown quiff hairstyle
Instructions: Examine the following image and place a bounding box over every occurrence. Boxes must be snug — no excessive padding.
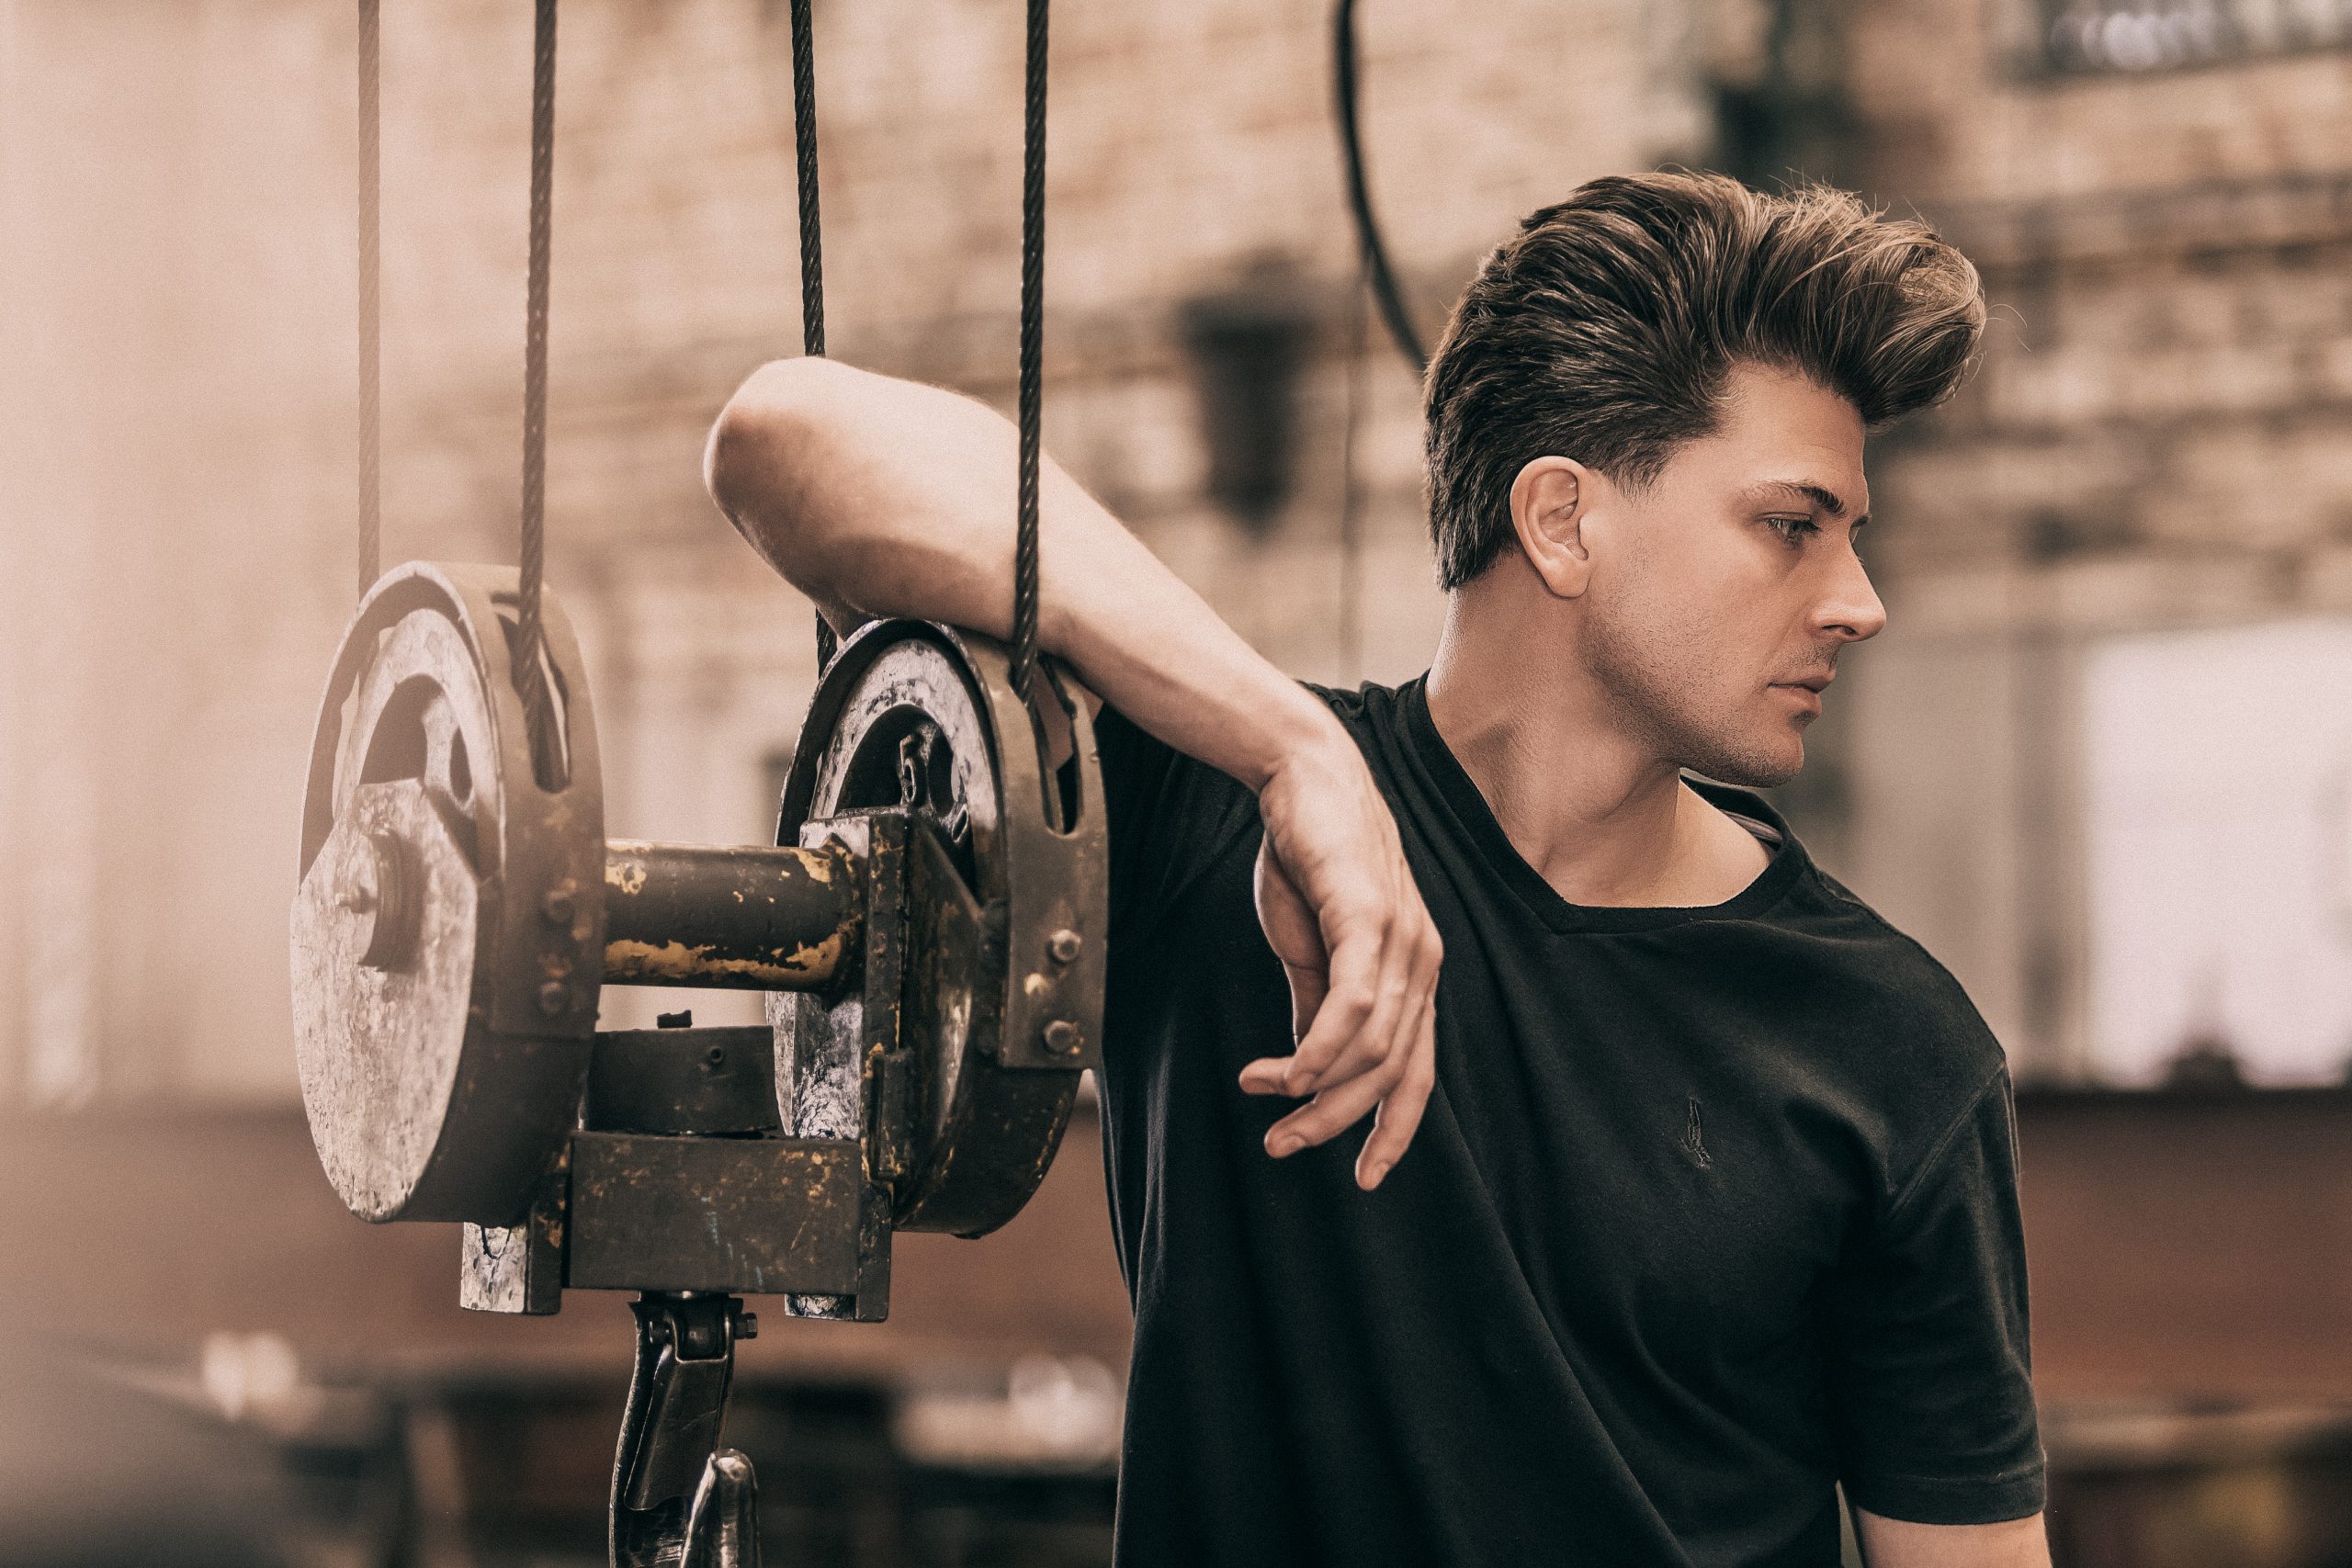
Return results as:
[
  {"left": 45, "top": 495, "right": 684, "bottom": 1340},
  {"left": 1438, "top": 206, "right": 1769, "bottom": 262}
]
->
[{"left": 1423, "top": 172, "right": 1985, "bottom": 589}]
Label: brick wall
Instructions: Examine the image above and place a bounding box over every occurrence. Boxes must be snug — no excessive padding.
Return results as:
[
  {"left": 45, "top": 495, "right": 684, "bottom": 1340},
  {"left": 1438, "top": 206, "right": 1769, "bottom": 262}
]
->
[
  {"left": 1831, "top": 0, "right": 2352, "bottom": 1077},
  {"left": 20, "top": 0, "right": 2339, "bottom": 1096},
  {"left": 0, "top": 0, "right": 1711, "bottom": 1094}
]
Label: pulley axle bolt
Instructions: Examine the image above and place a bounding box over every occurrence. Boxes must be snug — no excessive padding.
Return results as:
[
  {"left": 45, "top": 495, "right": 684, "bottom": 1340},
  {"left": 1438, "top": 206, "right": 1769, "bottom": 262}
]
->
[
  {"left": 352, "top": 831, "right": 414, "bottom": 971},
  {"left": 536, "top": 981, "right": 570, "bottom": 1017},
  {"left": 1042, "top": 1019, "right": 1082, "bottom": 1056},
  {"left": 1046, "top": 929, "right": 1082, "bottom": 965}
]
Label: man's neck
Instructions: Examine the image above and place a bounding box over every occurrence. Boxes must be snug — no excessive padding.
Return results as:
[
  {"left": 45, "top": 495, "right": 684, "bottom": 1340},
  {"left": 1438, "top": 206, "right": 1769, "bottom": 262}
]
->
[{"left": 1426, "top": 607, "right": 1772, "bottom": 909}]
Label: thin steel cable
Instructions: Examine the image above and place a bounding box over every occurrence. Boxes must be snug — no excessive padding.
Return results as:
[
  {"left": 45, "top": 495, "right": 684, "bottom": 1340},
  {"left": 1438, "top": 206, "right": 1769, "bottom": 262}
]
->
[
  {"left": 1332, "top": 0, "right": 1425, "bottom": 373},
  {"left": 790, "top": 0, "right": 824, "bottom": 358},
  {"left": 790, "top": 0, "right": 836, "bottom": 671},
  {"left": 357, "top": 0, "right": 379, "bottom": 602},
  {"left": 514, "top": 0, "right": 557, "bottom": 739},
  {"left": 1337, "top": 261, "right": 1369, "bottom": 684},
  {"left": 1007, "top": 0, "right": 1049, "bottom": 698}
]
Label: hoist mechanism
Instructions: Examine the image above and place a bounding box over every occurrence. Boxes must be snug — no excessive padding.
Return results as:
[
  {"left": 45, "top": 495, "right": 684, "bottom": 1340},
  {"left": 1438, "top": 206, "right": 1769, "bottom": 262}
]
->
[
  {"left": 315, "top": 0, "right": 1074, "bottom": 1558},
  {"left": 288, "top": 568, "right": 1104, "bottom": 1565},
  {"left": 291, "top": 561, "right": 1106, "bottom": 1274}
]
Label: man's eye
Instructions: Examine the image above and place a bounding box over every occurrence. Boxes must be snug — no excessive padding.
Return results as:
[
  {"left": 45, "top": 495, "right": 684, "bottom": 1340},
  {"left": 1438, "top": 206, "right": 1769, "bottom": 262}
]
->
[{"left": 1765, "top": 516, "right": 1818, "bottom": 543}]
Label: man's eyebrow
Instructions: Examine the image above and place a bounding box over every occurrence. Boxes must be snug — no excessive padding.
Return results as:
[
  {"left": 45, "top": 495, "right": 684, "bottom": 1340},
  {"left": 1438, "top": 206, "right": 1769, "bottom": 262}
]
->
[{"left": 1746, "top": 479, "right": 1869, "bottom": 525}]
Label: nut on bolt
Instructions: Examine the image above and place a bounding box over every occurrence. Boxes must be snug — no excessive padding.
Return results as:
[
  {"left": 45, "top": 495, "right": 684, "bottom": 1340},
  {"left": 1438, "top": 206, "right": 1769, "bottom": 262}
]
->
[
  {"left": 536, "top": 981, "right": 571, "bottom": 1017},
  {"left": 1046, "top": 928, "right": 1083, "bottom": 965},
  {"left": 1042, "top": 1019, "right": 1082, "bottom": 1056},
  {"left": 540, "top": 882, "right": 577, "bottom": 927}
]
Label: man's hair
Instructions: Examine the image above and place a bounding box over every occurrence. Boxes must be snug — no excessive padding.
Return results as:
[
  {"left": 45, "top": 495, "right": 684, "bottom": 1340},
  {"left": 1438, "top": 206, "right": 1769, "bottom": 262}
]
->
[{"left": 1422, "top": 172, "right": 1985, "bottom": 590}]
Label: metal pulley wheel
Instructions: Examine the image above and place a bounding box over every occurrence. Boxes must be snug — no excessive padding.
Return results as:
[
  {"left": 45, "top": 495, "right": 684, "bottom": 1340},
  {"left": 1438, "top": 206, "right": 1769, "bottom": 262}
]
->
[
  {"left": 779, "top": 619, "right": 1106, "bottom": 1239},
  {"left": 292, "top": 562, "right": 605, "bottom": 1225}
]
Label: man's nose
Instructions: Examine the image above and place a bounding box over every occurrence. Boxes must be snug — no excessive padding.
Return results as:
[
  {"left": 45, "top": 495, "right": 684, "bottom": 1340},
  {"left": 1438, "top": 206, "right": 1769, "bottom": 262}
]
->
[{"left": 1816, "top": 547, "right": 1886, "bottom": 643}]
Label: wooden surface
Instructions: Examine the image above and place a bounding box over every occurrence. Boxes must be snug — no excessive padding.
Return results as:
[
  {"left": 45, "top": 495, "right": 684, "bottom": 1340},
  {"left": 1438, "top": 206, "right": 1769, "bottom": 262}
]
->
[
  {"left": 0, "top": 1103, "right": 1135, "bottom": 1384},
  {"left": 2018, "top": 1088, "right": 2352, "bottom": 1404},
  {"left": 3, "top": 1089, "right": 2348, "bottom": 1402}
]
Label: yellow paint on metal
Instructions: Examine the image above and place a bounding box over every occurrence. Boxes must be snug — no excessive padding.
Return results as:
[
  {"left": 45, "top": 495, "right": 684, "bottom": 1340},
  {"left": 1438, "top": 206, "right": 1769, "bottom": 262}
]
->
[
  {"left": 604, "top": 932, "right": 844, "bottom": 987},
  {"left": 605, "top": 859, "right": 648, "bottom": 896}
]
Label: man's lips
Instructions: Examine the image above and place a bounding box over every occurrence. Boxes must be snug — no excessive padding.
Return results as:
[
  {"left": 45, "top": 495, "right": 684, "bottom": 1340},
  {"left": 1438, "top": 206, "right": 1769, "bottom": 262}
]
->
[{"left": 1771, "top": 672, "right": 1836, "bottom": 694}]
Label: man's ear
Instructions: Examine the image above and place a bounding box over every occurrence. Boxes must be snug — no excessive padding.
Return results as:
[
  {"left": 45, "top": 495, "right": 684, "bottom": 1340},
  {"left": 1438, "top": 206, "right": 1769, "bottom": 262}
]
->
[{"left": 1509, "top": 457, "right": 1597, "bottom": 599}]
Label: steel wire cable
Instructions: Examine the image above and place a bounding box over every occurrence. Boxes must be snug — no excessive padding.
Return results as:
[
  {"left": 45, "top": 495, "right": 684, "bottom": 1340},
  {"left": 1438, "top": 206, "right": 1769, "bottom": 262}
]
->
[
  {"left": 1007, "top": 0, "right": 1049, "bottom": 699},
  {"left": 789, "top": 0, "right": 837, "bottom": 671},
  {"left": 357, "top": 0, "right": 379, "bottom": 601},
  {"left": 1332, "top": 0, "right": 1425, "bottom": 374},
  {"left": 1337, "top": 260, "right": 1369, "bottom": 684},
  {"left": 514, "top": 0, "right": 558, "bottom": 745}
]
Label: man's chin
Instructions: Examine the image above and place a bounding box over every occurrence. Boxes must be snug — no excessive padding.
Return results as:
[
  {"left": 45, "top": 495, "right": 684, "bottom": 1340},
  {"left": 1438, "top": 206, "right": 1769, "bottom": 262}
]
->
[{"left": 1683, "top": 732, "right": 1805, "bottom": 791}]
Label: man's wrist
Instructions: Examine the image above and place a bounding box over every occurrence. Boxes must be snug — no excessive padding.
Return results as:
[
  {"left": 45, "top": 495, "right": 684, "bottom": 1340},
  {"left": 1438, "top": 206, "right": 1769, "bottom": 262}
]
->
[{"left": 1233, "top": 687, "right": 1352, "bottom": 795}]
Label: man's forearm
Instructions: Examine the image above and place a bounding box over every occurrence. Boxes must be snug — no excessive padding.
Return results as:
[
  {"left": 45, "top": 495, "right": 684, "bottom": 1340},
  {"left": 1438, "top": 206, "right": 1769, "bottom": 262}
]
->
[
  {"left": 709, "top": 358, "right": 1442, "bottom": 1187},
  {"left": 706, "top": 357, "right": 1340, "bottom": 790},
  {"left": 1853, "top": 1510, "right": 2051, "bottom": 1568}
]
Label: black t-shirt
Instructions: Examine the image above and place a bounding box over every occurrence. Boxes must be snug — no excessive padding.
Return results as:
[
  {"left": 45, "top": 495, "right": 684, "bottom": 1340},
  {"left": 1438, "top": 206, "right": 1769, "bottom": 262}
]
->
[{"left": 1092, "top": 676, "right": 2042, "bottom": 1568}]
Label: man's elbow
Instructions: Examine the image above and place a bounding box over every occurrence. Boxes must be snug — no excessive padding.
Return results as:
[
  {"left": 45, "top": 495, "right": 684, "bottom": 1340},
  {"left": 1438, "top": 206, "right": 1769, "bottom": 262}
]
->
[{"left": 704, "top": 356, "right": 847, "bottom": 538}]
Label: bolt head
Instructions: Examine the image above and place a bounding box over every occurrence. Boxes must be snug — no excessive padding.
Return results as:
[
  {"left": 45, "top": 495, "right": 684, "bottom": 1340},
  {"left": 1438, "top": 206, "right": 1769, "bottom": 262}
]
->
[
  {"left": 1042, "top": 1019, "right": 1082, "bottom": 1056},
  {"left": 536, "top": 981, "right": 570, "bottom": 1017},
  {"left": 1046, "top": 929, "right": 1083, "bottom": 965},
  {"left": 541, "top": 885, "right": 576, "bottom": 927},
  {"left": 736, "top": 1312, "right": 759, "bottom": 1341}
]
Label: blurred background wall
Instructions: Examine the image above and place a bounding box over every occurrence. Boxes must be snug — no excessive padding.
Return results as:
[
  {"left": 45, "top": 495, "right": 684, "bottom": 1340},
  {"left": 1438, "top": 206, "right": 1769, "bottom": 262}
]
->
[
  {"left": 6, "top": 1, "right": 2352, "bottom": 1564},
  {"left": 10, "top": 0, "right": 2352, "bottom": 1105}
]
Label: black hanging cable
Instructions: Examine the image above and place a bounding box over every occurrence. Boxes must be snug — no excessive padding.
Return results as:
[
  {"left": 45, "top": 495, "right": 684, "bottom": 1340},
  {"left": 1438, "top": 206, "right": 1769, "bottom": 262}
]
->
[
  {"left": 1336, "top": 259, "right": 1369, "bottom": 683},
  {"left": 356, "top": 0, "right": 380, "bottom": 601},
  {"left": 1006, "top": 0, "right": 1049, "bottom": 699},
  {"left": 1332, "top": 0, "right": 1425, "bottom": 374},
  {"left": 513, "top": 0, "right": 558, "bottom": 742},
  {"left": 788, "top": 0, "right": 838, "bottom": 671},
  {"left": 789, "top": 0, "right": 824, "bottom": 361}
]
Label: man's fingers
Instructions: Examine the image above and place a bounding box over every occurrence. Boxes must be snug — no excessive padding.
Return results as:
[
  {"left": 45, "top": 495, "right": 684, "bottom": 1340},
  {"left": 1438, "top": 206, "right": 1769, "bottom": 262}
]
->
[
  {"left": 1238, "top": 1055, "right": 1294, "bottom": 1095},
  {"left": 1263, "top": 1060, "right": 1396, "bottom": 1158},
  {"left": 1355, "top": 1010, "right": 1436, "bottom": 1190},
  {"left": 1283, "top": 903, "right": 1437, "bottom": 1094},
  {"left": 1280, "top": 912, "right": 1385, "bottom": 1091},
  {"left": 1279, "top": 957, "right": 1330, "bottom": 1048},
  {"left": 1244, "top": 904, "right": 1440, "bottom": 1101},
  {"left": 1292, "top": 953, "right": 1409, "bottom": 1098}
]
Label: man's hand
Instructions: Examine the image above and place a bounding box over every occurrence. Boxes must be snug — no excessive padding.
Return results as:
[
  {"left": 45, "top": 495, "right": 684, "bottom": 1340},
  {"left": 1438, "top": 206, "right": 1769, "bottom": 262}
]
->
[{"left": 1239, "top": 734, "right": 1442, "bottom": 1191}]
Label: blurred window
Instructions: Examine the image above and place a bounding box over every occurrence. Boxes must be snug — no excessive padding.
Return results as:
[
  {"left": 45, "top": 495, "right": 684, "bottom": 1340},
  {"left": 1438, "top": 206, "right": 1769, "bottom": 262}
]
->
[
  {"left": 2045, "top": 0, "right": 2352, "bottom": 72},
  {"left": 2081, "top": 618, "right": 2352, "bottom": 1087}
]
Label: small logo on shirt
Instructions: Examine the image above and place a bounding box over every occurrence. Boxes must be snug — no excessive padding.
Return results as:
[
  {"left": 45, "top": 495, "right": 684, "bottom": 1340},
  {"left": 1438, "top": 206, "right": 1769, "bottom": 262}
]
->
[{"left": 1679, "top": 1098, "right": 1713, "bottom": 1170}]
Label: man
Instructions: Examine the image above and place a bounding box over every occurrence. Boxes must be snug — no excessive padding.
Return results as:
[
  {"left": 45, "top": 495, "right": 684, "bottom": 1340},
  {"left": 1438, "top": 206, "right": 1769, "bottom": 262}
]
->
[{"left": 706, "top": 173, "right": 2048, "bottom": 1568}]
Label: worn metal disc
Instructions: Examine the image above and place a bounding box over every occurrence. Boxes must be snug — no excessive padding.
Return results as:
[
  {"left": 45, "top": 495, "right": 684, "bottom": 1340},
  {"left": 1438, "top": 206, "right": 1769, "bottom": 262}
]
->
[
  {"left": 777, "top": 621, "right": 1106, "bottom": 1239},
  {"left": 291, "top": 563, "right": 605, "bottom": 1224}
]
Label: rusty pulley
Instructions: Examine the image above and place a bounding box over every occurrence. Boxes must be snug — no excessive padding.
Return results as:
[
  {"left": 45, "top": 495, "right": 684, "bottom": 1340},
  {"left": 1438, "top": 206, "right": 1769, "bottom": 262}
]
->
[
  {"left": 292, "top": 562, "right": 606, "bottom": 1224},
  {"left": 290, "top": 565, "right": 1105, "bottom": 1302},
  {"left": 778, "top": 619, "right": 1107, "bottom": 1240}
]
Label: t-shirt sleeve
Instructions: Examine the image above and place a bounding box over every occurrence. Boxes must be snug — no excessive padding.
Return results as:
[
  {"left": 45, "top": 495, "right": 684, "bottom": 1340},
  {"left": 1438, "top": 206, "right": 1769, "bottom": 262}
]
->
[
  {"left": 1093, "top": 701, "right": 1262, "bottom": 942},
  {"left": 1823, "top": 1065, "right": 2047, "bottom": 1525}
]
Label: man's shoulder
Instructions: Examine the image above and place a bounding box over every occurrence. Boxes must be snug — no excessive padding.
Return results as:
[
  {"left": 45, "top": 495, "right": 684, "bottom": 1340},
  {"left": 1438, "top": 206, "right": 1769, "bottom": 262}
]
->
[
  {"left": 1702, "top": 788, "right": 2013, "bottom": 1173},
  {"left": 1800, "top": 863, "right": 1998, "bottom": 1058}
]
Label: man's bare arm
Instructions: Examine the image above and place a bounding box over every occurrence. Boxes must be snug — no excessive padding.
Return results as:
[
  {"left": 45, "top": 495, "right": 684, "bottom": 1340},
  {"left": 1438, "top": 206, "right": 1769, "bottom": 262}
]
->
[
  {"left": 1853, "top": 1509, "right": 2051, "bottom": 1568},
  {"left": 704, "top": 357, "right": 1441, "bottom": 1187}
]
